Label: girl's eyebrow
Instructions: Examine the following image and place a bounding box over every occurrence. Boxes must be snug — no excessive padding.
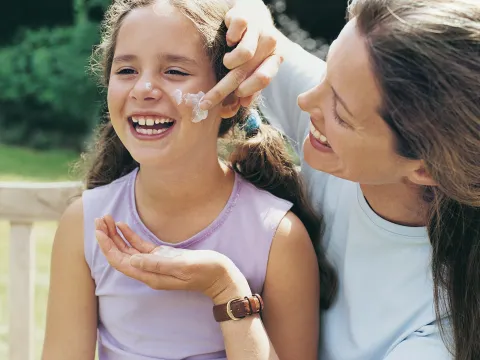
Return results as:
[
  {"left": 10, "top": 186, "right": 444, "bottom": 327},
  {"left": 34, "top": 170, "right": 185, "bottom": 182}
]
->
[
  {"left": 158, "top": 53, "right": 198, "bottom": 67},
  {"left": 112, "top": 54, "right": 137, "bottom": 63},
  {"left": 112, "top": 53, "right": 198, "bottom": 67}
]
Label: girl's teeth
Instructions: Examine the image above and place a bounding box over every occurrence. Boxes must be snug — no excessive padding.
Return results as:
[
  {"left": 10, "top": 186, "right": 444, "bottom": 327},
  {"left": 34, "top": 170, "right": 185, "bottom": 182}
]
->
[
  {"left": 138, "top": 118, "right": 146, "bottom": 126},
  {"left": 154, "top": 119, "right": 160, "bottom": 125},
  {"left": 146, "top": 118, "right": 154, "bottom": 126},
  {"left": 135, "top": 127, "right": 169, "bottom": 135}
]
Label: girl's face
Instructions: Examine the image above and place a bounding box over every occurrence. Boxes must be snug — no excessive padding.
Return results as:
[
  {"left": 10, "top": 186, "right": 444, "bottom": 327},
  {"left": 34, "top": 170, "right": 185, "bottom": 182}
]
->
[
  {"left": 299, "top": 19, "right": 426, "bottom": 186},
  {"left": 107, "top": 2, "right": 222, "bottom": 168}
]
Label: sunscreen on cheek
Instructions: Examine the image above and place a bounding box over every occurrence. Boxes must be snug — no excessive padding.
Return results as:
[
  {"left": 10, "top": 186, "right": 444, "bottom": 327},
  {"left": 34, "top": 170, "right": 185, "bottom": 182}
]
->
[{"left": 171, "top": 89, "right": 209, "bottom": 123}]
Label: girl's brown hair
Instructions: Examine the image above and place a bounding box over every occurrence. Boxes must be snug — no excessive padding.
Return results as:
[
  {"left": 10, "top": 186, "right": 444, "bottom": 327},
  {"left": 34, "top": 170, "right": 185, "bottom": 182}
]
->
[
  {"left": 349, "top": 0, "right": 480, "bottom": 358},
  {"left": 86, "top": 0, "right": 337, "bottom": 309}
]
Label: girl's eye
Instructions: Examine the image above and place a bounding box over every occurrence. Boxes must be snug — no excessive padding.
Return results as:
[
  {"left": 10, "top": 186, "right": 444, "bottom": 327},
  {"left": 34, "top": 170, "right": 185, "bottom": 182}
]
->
[
  {"left": 332, "top": 97, "right": 350, "bottom": 129},
  {"left": 165, "top": 69, "right": 190, "bottom": 76},
  {"left": 116, "top": 68, "right": 136, "bottom": 75}
]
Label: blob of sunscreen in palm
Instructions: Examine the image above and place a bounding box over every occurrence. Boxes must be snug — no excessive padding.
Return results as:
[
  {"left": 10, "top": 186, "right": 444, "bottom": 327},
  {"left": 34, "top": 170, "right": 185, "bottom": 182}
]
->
[
  {"left": 153, "top": 246, "right": 184, "bottom": 258},
  {"left": 171, "top": 89, "right": 209, "bottom": 123}
]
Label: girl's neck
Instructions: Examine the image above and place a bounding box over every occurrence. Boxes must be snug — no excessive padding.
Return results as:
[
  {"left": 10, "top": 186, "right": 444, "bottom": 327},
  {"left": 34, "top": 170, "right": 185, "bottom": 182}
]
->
[
  {"left": 360, "top": 180, "right": 429, "bottom": 227},
  {"left": 135, "top": 155, "right": 234, "bottom": 218}
]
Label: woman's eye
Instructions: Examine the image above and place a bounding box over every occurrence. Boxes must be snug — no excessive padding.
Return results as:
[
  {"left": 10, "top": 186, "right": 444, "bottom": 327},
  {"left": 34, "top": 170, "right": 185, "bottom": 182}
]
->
[
  {"left": 116, "top": 68, "right": 136, "bottom": 75},
  {"left": 165, "top": 69, "right": 189, "bottom": 76},
  {"left": 332, "top": 97, "right": 350, "bottom": 129}
]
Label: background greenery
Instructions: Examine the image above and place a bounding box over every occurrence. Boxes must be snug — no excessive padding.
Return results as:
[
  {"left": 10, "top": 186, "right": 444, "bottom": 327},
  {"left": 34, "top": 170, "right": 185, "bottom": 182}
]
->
[{"left": 0, "top": 0, "right": 347, "bottom": 151}]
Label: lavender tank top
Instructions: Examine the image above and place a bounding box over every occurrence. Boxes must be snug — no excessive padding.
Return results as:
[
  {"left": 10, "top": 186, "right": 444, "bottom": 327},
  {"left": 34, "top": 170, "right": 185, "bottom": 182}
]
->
[{"left": 82, "top": 168, "right": 293, "bottom": 360}]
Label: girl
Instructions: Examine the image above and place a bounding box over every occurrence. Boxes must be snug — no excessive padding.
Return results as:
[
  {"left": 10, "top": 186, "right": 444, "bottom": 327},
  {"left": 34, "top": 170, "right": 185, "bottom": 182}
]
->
[
  {"left": 104, "top": 0, "right": 480, "bottom": 359},
  {"left": 42, "top": 1, "right": 334, "bottom": 360}
]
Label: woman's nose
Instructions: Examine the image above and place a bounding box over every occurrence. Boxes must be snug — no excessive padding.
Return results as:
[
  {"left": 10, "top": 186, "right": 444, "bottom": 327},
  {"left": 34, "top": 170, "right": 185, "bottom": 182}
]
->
[{"left": 298, "top": 84, "right": 322, "bottom": 113}]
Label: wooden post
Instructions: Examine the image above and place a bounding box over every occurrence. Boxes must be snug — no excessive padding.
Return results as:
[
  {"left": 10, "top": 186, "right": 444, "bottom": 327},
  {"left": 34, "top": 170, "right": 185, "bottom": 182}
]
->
[{"left": 8, "top": 222, "right": 35, "bottom": 360}]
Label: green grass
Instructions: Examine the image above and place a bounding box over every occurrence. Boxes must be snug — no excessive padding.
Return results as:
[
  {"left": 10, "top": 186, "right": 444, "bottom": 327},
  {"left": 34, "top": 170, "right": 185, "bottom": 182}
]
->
[
  {"left": 0, "top": 144, "right": 81, "bottom": 358},
  {"left": 0, "top": 144, "right": 80, "bottom": 182}
]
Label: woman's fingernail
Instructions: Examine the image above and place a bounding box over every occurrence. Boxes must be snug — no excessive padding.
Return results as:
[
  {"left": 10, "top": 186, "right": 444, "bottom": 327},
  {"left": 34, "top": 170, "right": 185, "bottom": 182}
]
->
[{"left": 199, "top": 100, "right": 212, "bottom": 110}]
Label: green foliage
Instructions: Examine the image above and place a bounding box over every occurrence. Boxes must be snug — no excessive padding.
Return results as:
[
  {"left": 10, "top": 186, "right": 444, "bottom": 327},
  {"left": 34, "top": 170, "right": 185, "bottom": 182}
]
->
[{"left": 0, "top": 21, "right": 102, "bottom": 150}]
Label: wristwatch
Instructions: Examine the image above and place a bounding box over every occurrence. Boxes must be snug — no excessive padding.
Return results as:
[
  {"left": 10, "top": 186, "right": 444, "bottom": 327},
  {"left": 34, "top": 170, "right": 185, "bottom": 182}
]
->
[{"left": 213, "top": 294, "right": 264, "bottom": 322}]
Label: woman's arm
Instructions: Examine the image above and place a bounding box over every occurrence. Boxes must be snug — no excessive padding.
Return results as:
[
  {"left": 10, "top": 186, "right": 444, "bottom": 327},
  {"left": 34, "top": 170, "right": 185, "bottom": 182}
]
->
[
  {"left": 262, "top": 212, "right": 320, "bottom": 360},
  {"left": 42, "top": 199, "right": 97, "bottom": 360}
]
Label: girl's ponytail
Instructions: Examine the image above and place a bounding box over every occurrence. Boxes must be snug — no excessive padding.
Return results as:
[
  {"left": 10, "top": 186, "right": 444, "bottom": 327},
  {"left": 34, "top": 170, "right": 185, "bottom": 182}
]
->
[
  {"left": 229, "top": 111, "right": 337, "bottom": 309},
  {"left": 82, "top": 121, "right": 137, "bottom": 190}
]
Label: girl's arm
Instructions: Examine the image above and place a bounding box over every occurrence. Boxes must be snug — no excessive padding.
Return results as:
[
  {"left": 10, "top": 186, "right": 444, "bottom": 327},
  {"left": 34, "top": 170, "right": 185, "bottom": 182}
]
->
[
  {"left": 94, "top": 217, "right": 281, "bottom": 360},
  {"left": 262, "top": 212, "right": 320, "bottom": 360},
  {"left": 42, "top": 199, "right": 97, "bottom": 360}
]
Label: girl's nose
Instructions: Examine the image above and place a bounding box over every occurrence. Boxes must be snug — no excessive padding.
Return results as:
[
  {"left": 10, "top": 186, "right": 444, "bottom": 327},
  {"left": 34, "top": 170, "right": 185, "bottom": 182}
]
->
[{"left": 131, "top": 79, "right": 163, "bottom": 101}]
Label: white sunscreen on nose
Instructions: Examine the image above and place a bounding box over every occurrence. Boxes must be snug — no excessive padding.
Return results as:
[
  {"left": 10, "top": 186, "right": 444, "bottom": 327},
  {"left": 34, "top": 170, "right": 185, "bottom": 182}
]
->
[{"left": 171, "top": 89, "right": 209, "bottom": 123}]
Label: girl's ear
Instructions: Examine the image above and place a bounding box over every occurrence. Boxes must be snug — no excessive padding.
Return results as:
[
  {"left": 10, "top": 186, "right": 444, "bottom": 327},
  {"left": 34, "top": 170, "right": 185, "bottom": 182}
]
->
[{"left": 219, "top": 93, "right": 241, "bottom": 119}]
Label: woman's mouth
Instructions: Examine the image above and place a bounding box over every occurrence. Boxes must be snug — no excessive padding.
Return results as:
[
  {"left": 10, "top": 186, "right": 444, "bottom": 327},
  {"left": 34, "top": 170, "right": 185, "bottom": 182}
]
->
[
  {"left": 309, "top": 122, "right": 333, "bottom": 153},
  {"left": 309, "top": 122, "right": 330, "bottom": 147}
]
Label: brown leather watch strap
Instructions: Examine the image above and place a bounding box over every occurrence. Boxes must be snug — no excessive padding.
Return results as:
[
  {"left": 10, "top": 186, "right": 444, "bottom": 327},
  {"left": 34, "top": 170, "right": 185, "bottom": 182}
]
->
[{"left": 213, "top": 294, "right": 264, "bottom": 322}]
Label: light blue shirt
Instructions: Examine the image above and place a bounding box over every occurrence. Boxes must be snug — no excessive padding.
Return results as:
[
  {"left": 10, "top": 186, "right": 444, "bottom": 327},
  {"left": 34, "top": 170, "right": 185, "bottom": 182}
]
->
[{"left": 260, "top": 43, "right": 452, "bottom": 360}]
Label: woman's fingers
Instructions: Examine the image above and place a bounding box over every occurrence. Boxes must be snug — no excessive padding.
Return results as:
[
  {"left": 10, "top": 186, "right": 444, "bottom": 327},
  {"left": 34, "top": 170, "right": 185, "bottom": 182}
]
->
[
  {"left": 224, "top": 26, "right": 258, "bottom": 69},
  {"left": 235, "top": 53, "right": 283, "bottom": 98},
  {"left": 116, "top": 222, "right": 156, "bottom": 254},
  {"left": 225, "top": 8, "right": 248, "bottom": 46},
  {"left": 200, "top": 31, "right": 278, "bottom": 110}
]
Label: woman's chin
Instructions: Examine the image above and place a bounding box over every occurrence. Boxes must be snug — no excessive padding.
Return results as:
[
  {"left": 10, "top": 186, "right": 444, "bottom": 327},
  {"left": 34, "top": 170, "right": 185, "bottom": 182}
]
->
[{"left": 303, "top": 139, "right": 338, "bottom": 172}]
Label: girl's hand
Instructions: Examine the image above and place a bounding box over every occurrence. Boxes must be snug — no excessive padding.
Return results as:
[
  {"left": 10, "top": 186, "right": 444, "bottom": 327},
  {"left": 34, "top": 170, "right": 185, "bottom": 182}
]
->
[
  {"left": 200, "top": 0, "right": 282, "bottom": 110},
  {"left": 94, "top": 216, "right": 250, "bottom": 303}
]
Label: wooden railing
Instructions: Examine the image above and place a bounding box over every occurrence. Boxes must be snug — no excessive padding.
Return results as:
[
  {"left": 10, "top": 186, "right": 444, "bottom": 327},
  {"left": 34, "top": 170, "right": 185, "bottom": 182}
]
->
[{"left": 0, "top": 182, "right": 82, "bottom": 360}]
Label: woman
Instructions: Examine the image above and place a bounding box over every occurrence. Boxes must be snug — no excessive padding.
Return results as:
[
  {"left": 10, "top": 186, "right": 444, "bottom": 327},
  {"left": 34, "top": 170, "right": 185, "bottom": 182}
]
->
[{"left": 97, "top": 0, "right": 480, "bottom": 359}]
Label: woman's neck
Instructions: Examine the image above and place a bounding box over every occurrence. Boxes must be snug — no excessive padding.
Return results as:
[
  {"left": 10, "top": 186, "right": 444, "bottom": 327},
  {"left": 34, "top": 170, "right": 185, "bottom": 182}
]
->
[{"left": 360, "top": 180, "right": 429, "bottom": 227}]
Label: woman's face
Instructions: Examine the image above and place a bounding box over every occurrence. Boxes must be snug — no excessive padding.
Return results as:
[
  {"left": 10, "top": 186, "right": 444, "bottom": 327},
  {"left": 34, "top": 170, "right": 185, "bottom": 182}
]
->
[
  {"left": 299, "top": 19, "right": 422, "bottom": 185},
  {"left": 107, "top": 2, "right": 222, "bottom": 168}
]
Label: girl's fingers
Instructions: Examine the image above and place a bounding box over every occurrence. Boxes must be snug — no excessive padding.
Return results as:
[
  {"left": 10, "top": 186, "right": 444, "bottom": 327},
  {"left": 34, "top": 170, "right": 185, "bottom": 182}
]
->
[
  {"left": 95, "top": 229, "right": 131, "bottom": 269},
  {"left": 94, "top": 218, "right": 108, "bottom": 233},
  {"left": 96, "top": 229, "right": 181, "bottom": 289},
  {"left": 103, "top": 215, "right": 118, "bottom": 237},
  {"left": 116, "top": 222, "right": 156, "bottom": 254},
  {"left": 101, "top": 216, "right": 139, "bottom": 255}
]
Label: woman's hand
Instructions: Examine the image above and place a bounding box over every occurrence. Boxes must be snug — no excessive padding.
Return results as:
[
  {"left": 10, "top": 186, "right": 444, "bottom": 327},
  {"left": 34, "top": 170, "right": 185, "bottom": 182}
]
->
[
  {"left": 94, "top": 216, "right": 250, "bottom": 303},
  {"left": 200, "top": 0, "right": 283, "bottom": 110}
]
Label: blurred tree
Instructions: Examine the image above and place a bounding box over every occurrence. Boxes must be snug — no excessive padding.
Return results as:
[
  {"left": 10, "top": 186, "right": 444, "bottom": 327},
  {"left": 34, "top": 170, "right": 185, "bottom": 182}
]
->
[
  {"left": 0, "top": 22, "right": 102, "bottom": 150},
  {"left": 283, "top": 0, "right": 348, "bottom": 42},
  {"left": 0, "top": 0, "right": 342, "bottom": 150}
]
